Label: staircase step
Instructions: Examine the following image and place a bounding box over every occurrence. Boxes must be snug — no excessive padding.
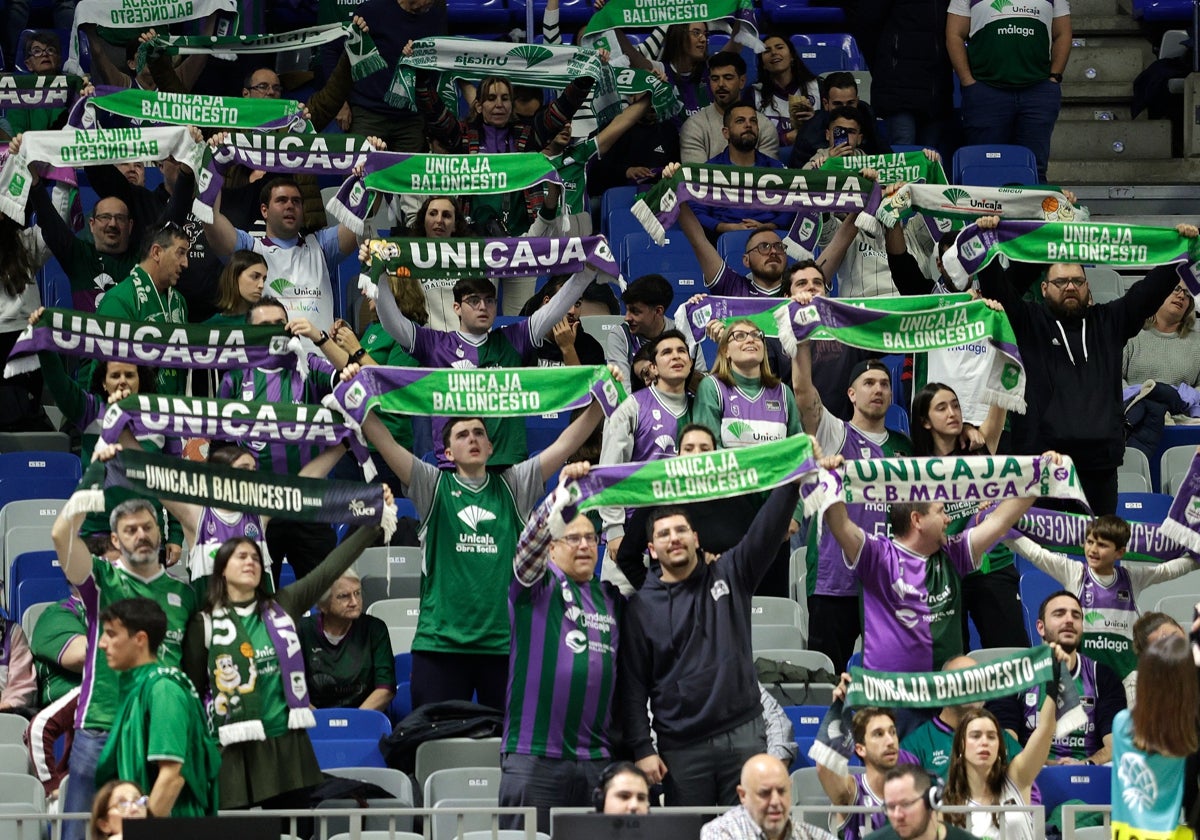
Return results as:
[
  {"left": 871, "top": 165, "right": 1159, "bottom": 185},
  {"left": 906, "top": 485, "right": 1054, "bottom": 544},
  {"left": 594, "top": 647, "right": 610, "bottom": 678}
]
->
[
  {"left": 1048, "top": 158, "right": 1200, "bottom": 184},
  {"left": 1057, "top": 103, "right": 1144, "bottom": 120},
  {"left": 1065, "top": 42, "right": 1153, "bottom": 84},
  {"left": 1050, "top": 118, "right": 1172, "bottom": 158},
  {"left": 1061, "top": 80, "right": 1134, "bottom": 100},
  {"left": 1072, "top": 14, "right": 1144, "bottom": 33}
]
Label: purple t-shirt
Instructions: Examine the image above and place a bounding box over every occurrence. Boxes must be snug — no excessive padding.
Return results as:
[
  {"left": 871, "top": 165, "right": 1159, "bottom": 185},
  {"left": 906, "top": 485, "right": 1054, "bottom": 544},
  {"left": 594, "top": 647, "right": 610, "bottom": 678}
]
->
[
  {"left": 853, "top": 532, "right": 979, "bottom": 672},
  {"left": 843, "top": 749, "right": 922, "bottom": 840},
  {"left": 707, "top": 262, "right": 780, "bottom": 297}
]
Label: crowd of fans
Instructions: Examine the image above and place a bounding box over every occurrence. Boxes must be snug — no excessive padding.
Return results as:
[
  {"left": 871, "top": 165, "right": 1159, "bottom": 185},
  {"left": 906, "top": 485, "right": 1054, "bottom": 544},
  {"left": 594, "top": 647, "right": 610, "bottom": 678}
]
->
[{"left": 0, "top": 0, "right": 1196, "bottom": 838}]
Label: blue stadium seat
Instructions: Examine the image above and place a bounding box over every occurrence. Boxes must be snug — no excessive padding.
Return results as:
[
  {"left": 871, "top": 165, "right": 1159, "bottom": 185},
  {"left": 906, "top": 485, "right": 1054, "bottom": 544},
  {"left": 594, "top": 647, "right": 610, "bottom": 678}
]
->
[
  {"left": 390, "top": 681, "right": 412, "bottom": 722},
  {"left": 0, "top": 452, "right": 81, "bottom": 509},
  {"left": 38, "top": 266, "right": 72, "bottom": 310},
  {"left": 508, "top": 0, "right": 607, "bottom": 27},
  {"left": 395, "top": 652, "right": 412, "bottom": 683},
  {"left": 788, "top": 35, "right": 861, "bottom": 75},
  {"left": 601, "top": 185, "right": 640, "bottom": 242},
  {"left": 15, "top": 577, "right": 69, "bottom": 625},
  {"left": 9, "top": 550, "right": 60, "bottom": 612},
  {"left": 335, "top": 253, "right": 362, "bottom": 324},
  {"left": 717, "top": 230, "right": 755, "bottom": 264},
  {"left": 783, "top": 705, "right": 827, "bottom": 740},
  {"left": 1116, "top": 492, "right": 1172, "bottom": 524},
  {"left": 1132, "top": 0, "right": 1194, "bottom": 20},
  {"left": 621, "top": 233, "right": 705, "bottom": 314},
  {"left": 526, "top": 411, "right": 570, "bottom": 453},
  {"left": 764, "top": 0, "right": 847, "bottom": 27},
  {"left": 1015, "top": 553, "right": 1065, "bottom": 644},
  {"left": 446, "top": 0, "right": 509, "bottom": 28},
  {"left": 885, "top": 404, "right": 910, "bottom": 437},
  {"left": 1035, "top": 764, "right": 1111, "bottom": 815},
  {"left": 952, "top": 145, "right": 1038, "bottom": 187},
  {"left": 309, "top": 708, "right": 392, "bottom": 769},
  {"left": 278, "top": 561, "right": 297, "bottom": 589},
  {"left": 492, "top": 315, "right": 523, "bottom": 329}
]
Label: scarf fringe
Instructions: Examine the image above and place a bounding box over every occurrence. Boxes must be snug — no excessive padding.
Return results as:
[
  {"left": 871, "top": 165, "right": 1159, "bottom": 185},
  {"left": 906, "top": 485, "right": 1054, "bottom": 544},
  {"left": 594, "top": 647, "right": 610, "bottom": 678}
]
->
[
  {"left": 326, "top": 184, "right": 367, "bottom": 235},
  {"left": 1054, "top": 704, "right": 1089, "bottom": 740},
  {"left": 3, "top": 355, "right": 39, "bottom": 378},
  {"left": 380, "top": 497, "right": 396, "bottom": 543},
  {"left": 985, "top": 389, "right": 1028, "bottom": 415},
  {"left": 288, "top": 706, "right": 316, "bottom": 730},
  {"left": 62, "top": 489, "right": 106, "bottom": 519},
  {"left": 1158, "top": 518, "right": 1200, "bottom": 555},
  {"left": 218, "top": 719, "right": 267, "bottom": 745},
  {"left": 773, "top": 305, "right": 799, "bottom": 359},
  {"left": 350, "top": 51, "right": 387, "bottom": 81},
  {"left": 807, "top": 737, "right": 849, "bottom": 775},
  {"left": 854, "top": 211, "right": 883, "bottom": 239},
  {"left": 631, "top": 200, "right": 667, "bottom": 245}
]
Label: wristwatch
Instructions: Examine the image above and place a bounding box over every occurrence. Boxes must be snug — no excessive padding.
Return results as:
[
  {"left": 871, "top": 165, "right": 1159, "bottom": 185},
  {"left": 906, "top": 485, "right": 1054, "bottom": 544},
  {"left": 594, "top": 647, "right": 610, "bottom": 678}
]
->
[
  {"left": 314, "top": 331, "right": 330, "bottom": 347},
  {"left": 348, "top": 348, "right": 367, "bottom": 364},
  {"left": 1049, "top": 72, "right": 1064, "bottom": 83}
]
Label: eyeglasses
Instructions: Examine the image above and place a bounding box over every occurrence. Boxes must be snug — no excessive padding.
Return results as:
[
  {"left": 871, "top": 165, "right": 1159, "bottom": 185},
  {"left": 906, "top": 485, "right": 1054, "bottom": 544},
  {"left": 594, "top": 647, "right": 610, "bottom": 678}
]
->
[
  {"left": 109, "top": 795, "right": 149, "bottom": 814},
  {"left": 1046, "top": 277, "right": 1087, "bottom": 288},
  {"left": 747, "top": 242, "right": 787, "bottom": 255},
  {"left": 248, "top": 82, "right": 283, "bottom": 94},
  {"left": 728, "top": 329, "right": 765, "bottom": 344},
  {"left": 333, "top": 589, "right": 363, "bottom": 602},
  {"left": 1170, "top": 285, "right": 1191, "bottom": 296},
  {"left": 27, "top": 46, "right": 59, "bottom": 58},
  {"left": 885, "top": 798, "right": 923, "bottom": 814},
  {"left": 557, "top": 533, "right": 599, "bottom": 547},
  {"left": 460, "top": 295, "right": 498, "bottom": 309},
  {"left": 687, "top": 28, "right": 708, "bottom": 38},
  {"left": 93, "top": 213, "right": 131, "bottom": 224}
]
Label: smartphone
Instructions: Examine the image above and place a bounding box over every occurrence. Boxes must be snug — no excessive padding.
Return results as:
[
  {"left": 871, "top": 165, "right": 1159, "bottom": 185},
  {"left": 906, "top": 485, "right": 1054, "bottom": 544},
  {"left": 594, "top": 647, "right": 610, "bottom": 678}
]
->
[{"left": 832, "top": 125, "right": 849, "bottom": 147}]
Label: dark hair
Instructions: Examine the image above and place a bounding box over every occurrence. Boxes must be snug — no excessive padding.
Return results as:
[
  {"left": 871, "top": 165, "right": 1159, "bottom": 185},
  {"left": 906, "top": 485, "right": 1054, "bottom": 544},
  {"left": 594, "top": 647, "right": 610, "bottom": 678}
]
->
[
  {"left": 851, "top": 707, "right": 895, "bottom": 746},
  {"left": 207, "top": 445, "right": 256, "bottom": 468},
  {"left": 649, "top": 329, "right": 691, "bottom": 366},
  {"left": 622, "top": 274, "right": 674, "bottom": 310},
  {"left": 520, "top": 273, "right": 574, "bottom": 317},
  {"left": 138, "top": 222, "right": 188, "bottom": 262},
  {"left": 1132, "top": 612, "right": 1184, "bottom": 656},
  {"left": 90, "top": 360, "right": 156, "bottom": 398},
  {"left": 910, "top": 382, "right": 959, "bottom": 457},
  {"left": 593, "top": 761, "right": 651, "bottom": 812},
  {"left": 677, "top": 423, "right": 717, "bottom": 449},
  {"left": 452, "top": 277, "right": 497, "bottom": 304},
  {"left": 214, "top": 250, "right": 268, "bottom": 315},
  {"left": 827, "top": 105, "right": 865, "bottom": 132},
  {"left": 707, "top": 51, "right": 747, "bottom": 77},
  {"left": 442, "top": 417, "right": 489, "bottom": 452},
  {"left": 247, "top": 295, "right": 289, "bottom": 324},
  {"left": 1085, "top": 514, "right": 1131, "bottom": 551},
  {"left": 823, "top": 72, "right": 859, "bottom": 96},
  {"left": 408, "top": 196, "right": 469, "bottom": 238},
  {"left": 887, "top": 502, "right": 934, "bottom": 539},
  {"left": 1037, "top": 590, "right": 1082, "bottom": 623},
  {"left": 474, "top": 77, "right": 515, "bottom": 125},
  {"left": 755, "top": 33, "right": 816, "bottom": 103},
  {"left": 722, "top": 99, "right": 759, "bottom": 127},
  {"left": 258, "top": 176, "right": 302, "bottom": 208},
  {"left": 944, "top": 709, "right": 1008, "bottom": 829},
  {"left": 662, "top": 23, "right": 708, "bottom": 74},
  {"left": 785, "top": 259, "right": 828, "bottom": 292},
  {"left": 938, "top": 230, "right": 958, "bottom": 257},
  {"left": 27, "top": 29, "right": 61, "bottom": 54},
  {"left": 91, "top": 780, "right": 145, "bottom": 840},
  {"left": 1131, "top": 634, "right": 1200, "bottom": 756},
  {"left": 0, "top": 216, "right": 40, "bottom": 298},
  {"left": 206, "top": 538, "right": 272, "bottom": 611},
  {"left": 99, "top": 597, "right": 167, "bottom": 655},
  {"left": 645, "top": 506, "right": 694, "bottom": 542}
]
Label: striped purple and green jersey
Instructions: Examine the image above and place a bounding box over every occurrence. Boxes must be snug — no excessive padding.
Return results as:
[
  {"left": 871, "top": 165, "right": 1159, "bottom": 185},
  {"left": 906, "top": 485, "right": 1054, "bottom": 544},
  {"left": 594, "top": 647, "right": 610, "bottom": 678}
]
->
[
  {"left": 218, "top": 354, "right": 336, "bottom": 474},
  {"left": 504, "top": 565, "right": 620, "bottom": 760}
]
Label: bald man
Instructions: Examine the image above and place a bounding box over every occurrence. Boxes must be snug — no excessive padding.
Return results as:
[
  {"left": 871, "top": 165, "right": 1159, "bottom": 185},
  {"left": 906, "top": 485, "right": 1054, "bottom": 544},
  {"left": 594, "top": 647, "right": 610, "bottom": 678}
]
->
[
  {"left": 701, "top": 754, "right": 835, "bottom": 840},
  {"left": 900, "top": 655, "right": 1023, "bottom": 775}
]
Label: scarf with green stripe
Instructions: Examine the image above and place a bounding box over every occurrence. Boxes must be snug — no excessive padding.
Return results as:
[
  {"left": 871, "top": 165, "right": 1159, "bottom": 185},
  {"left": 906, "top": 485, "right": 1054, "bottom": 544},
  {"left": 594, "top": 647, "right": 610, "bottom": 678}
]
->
[
  {"left": 202, "top": 602, "right": 314, "bottom": 745},
  {"left": 858, "top": 183, "right": 1090, "bottom": 239},
  {"left": 326, "top": 152, "right": 563, "bottom": 234},
  {"left": 1013, "top": 506, "right": 1189, "bottom": 562},
  {"left": 0, "top": 74, "right": 85, "bottom": 109},
  {"left": 105, "top": 448, "right": 397, "bottom": 541},
  {"left": 773, "top": 296, "right": 1028, "bottom": 411},
  {"left": 944, "top": 220, "right": 1200, "bottom": 290},
  {"left": 631, "top": 164, "right": 872, "bottom": 245},
  {"left": 330, "top": 365, "right": 625, "bottom": 427},
  {"left": 581, "top": 0, "right": 763, "bottom": 52},
  {"left": 384, "top": 37, "right": 680, "bottom": 124},
  {"left": 64, "top": 0, "right": 237, "bottom": 73},
  {"left": 72, "top": 87, "right": 308, "bottom": 132},
  {"left": 136, "top": 22, "right": 384, "bottom": 80},
  {"left": 1163, "top": 450, "right": 1200, "bottom": 554}
]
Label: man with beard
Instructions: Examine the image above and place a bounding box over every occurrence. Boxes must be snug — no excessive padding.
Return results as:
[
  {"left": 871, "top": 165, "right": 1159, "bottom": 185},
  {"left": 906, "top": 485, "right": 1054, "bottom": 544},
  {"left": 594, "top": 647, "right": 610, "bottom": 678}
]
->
[
  {"left": 992, "top": 591, "right": 1126, "bottom": 766},
  {"left": 976, "top": 216, "right": 1199, "bottom": 514},
  {"left": 681, "top": 55, "right": 779, "bottom": 164},
  {"left": 51, "top": 497, "right": 198, "bottom": 840},
  {"left": 867, "top": 765, "right": 977, "bottom": 840}
]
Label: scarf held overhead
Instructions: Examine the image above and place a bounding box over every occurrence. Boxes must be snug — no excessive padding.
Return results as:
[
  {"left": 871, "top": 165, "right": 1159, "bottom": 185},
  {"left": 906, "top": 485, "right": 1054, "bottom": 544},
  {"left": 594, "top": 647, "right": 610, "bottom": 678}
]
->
[
  {"left": 65, "top": 0, "right": 238, "bottom": 72},
  {"left": 106, "top": 448, "right": 397, "bottom": 539},
  {"left": 331, "top": 365, "right": 625, "bottom": 428},
  {"left": 136, "top": 22, "right": 384, "bottom": 80},
  {"left": 0, "top": 126, "right": 209, "bottom": 223},
  {"left": 1159, "top": 450, "right": 1200, "bottom": 554},
  {"left": 774, "top": 296, "right": 1027, "bottom": 411},
  {"left": 833, "top": 454, "right": 1089, "bottom": 507},
  {"left": 631, "top": 165, "right": 871, "bottom": 244},
  {"left": 943, "top": 220, "right": 1200, "bottom": 289},
  {"left": 72, "top": 87, "right": 308, "bottom": 132},
  {"left": 325, "top": 152, "right": 563, "bottom": 234},
  {"left": 581, "top": 0, "right": 763, "bottom": 51},
  {"left": 858, "top": 183, "right": 1089, "bottom": 239},
  {"left": 0, "top": 75, "right": 85, "bottom": 109},
  {"left": 1013, "top": 505, "right": 1189, "bottom": 563}
]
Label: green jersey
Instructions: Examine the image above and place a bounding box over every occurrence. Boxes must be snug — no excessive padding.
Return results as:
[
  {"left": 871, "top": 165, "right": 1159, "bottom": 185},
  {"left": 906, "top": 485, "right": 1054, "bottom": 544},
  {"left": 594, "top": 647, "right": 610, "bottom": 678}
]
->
[
  {"left": 902, "top": 714, "right": 1023, "bottom": 775},
  {"left": 361, "top": 322, "right": 418, "bottom": 451},
  {"left": 30, "top": 597, "right": 86, "bottom": 707},
  {"left": 93, "top": 266, "right": 189, "bottom": 395},
  {"left": 76, "top": 558, "right": 198, "bottom": 731},
  {"left": 299, "top": 613, "right": 396, "bottom": 708},
  {"left": 947, "top": 0, "right": 1068, "bottom": 87},
  {"left": 547, "top": 138, "right": 599, "bottom": 217}
]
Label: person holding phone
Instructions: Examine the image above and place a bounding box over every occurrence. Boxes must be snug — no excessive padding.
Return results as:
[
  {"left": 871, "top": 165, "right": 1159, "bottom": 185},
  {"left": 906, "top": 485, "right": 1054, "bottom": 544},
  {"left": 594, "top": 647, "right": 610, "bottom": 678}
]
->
[{"left": 800, "top": 107, "right": 866, "bottom": 169}]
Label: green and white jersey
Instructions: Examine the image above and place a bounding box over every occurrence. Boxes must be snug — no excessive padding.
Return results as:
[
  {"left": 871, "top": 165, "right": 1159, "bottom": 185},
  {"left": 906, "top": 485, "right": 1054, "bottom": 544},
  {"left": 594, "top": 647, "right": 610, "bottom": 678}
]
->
[{"left": 948, "top": 0, "right": 1070, "bottom": 87}]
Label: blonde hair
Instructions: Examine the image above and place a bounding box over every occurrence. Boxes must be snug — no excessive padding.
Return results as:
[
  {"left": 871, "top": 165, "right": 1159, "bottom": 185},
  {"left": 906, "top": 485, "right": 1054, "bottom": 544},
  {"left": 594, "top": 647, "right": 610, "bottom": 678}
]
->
[{"left": 712, "top": 319, "right": 779, "bottom": 388}]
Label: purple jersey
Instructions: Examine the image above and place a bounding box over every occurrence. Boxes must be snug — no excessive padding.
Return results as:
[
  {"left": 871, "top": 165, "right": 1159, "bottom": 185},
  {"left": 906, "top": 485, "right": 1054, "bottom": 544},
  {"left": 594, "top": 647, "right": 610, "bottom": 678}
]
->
[
  {"left": 710, "top": 378, "right": 790, "bottom": 448},
  {"left": 411, "top": 322, "right": 537, "bottom": 467},
  {"left": 708, "top": 262, "right": 780, "bottom": 297},
  {"left": 1078, "top": 565, "right": 1138, "bottom": 677},
  {"left": 1022, "top": 654, "right": 1103, "bottom": 760},
  {"left": 854, "top": 531, "right": 978, "bottom": 671},
  {"left": 842, "top": 749, "right": 921, "bottom": 840},
  {"left": 189, "top": 507, "right": 269, "bottom": 583},
  {"left": 630, "top": 387, "right": 692, "bottom": 461}
]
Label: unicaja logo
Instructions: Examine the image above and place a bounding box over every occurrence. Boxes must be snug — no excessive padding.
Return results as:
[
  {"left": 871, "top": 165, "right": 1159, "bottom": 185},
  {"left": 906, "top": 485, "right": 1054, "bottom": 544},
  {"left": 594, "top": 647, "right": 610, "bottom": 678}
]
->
[
  {"left": 506, "top": 44, "right": 555, "bottom": 68},
  {"left": 942, "top": 187, "right": 970, "bottom": 205},
  {"left": 457, "top": 505, "right": 497, "bottom": 531}
]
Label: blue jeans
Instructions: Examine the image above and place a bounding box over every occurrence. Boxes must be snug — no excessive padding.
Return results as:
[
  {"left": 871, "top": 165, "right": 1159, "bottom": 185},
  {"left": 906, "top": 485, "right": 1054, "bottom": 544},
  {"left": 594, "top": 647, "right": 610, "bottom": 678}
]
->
[
  {"left": 63, "top": 728, "right": 109, "bottom": 840},
  {"left": 960, "top": 78, "right": 1062, "bottom": 181},
  {"left": 884, "top": 112, "right": 947, "bottom": 152}
]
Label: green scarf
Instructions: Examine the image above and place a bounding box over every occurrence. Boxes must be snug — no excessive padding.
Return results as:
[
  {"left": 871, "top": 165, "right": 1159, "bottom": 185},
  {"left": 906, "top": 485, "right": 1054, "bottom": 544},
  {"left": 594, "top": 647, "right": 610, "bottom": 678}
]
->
[
  {"left": 96, "top": 663, "right": 221, "bottom": 816},
  {"left": 0, "top": 74, "right": 84, "bottom": 109},
  {"left": 859, "top": 183, "right": 1090, "bottom": 238},
  {"left": 819, "top": 149, "right": 948, "bottom": 185},
  {"left": 774, "top": 296, "right": 1027, "bottom": 411},
  {"left": 632, "top": 165, "right": 872, "bottom": 243},
  {"left": 78, "top": 88, "right": 308, "bottom": 132},
  {"left": 64, "top": 0, "right": 237, "bottom": 72},
  {"left": 581, "top": 0, "right": 763, "bottom": 51},
  {"left": 944, "top": 220, "right": 1200, "bottom": 288},
  {"left": 105, "top": 448, "right": 397, "bottom": 541},
  {"left": 136, "top": 22, "right": 385, "bottom": 81},
  {"left": 834, "top": 454, "right": 1089, "bottom": 507}
]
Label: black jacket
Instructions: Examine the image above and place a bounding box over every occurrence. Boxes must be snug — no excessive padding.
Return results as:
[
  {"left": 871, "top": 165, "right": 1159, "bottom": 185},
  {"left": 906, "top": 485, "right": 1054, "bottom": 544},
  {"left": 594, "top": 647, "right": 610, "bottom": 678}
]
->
[
  {"left": 856, "top": 0, "right": 954, "bottom": 119},
  {"left": 618, "top": 483, "right": 799, "bottom": 756},
  {"left": 979, "top": 260, "right": 1180, "bottom": 470}
]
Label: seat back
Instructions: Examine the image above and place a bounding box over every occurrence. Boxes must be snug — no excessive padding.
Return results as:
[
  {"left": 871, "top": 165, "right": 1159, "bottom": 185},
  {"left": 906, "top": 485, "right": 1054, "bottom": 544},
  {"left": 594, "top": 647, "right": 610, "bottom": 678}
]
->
[
  {"left": 1116, "top": 492, "right": 1172, "bottom": 523},
  {"left": 415, "top": 740, "right": 502, "bottom": 789},
  {"left": 1159, "top": 444, "right": 1197, "bottom": 495},
  {"left": 951, "top": 145, "right": 1038, "bottom": 186},
  {"left": 424, "top": 767, "right": 502, "bottom": 810},
  {"left": 367, "top": 598, "right": 422, "bottom": 628}
]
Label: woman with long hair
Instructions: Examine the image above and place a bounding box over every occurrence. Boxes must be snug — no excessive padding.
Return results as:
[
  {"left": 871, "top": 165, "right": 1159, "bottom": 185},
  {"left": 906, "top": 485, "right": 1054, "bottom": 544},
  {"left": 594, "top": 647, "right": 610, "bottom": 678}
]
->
[
  {"left": 0, "top": 212, "right": 49, "bottom": 431},
  {"left": 1110, "top": 634, "right": 1199, "bottom": 837},
  {"left": 753, "top": 34, "right": 819, "bottom": 147},
  {"left": 182, "top": 514, "right": 387, "bottom": 813},
  {"left": 89, "top": 779, "right": 147, "bottom": 840},
  {"left": 942, "top": 644, "right": 1068, "bottom": 838},
  {"left": 1123, "top": 281, "right": 1200, "bottom": 388},
  {"left": 209, "top": 250, "right": 268, "bottom": 324},
  {"left": 692, "top": 319, "right": 800, "bottom": 449},
  {"left": 394, "top": 195, "right": 466, "bottom": 330}
]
